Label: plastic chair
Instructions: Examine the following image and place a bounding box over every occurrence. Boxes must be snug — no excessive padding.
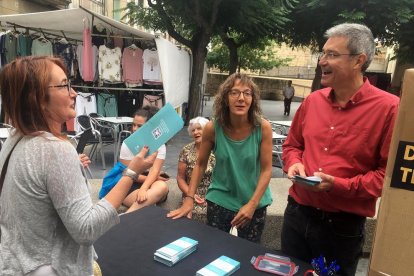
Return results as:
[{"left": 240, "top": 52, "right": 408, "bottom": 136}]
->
[
  {"left": 69, "top": 128, "right": 95, "bottom": 179},
  {"left": 114, "top": 130, "right": 132, "bottom": 162},
  {"left": 0, "top": 123, "right": 13, "bottom": 128},
  {"left": 76, "top": 115, "right": 108, "bottom": 170},
  {"left": 272, "top": 144, "right": 286, "bottom": 177},
  {"left": 89, "top": 112, "right": 103, "bottom": 118}
]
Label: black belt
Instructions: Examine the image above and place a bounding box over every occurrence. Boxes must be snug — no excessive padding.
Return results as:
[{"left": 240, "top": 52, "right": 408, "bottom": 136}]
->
[{"left": 287, "top": 196, "right": 365, "bottom": 224}]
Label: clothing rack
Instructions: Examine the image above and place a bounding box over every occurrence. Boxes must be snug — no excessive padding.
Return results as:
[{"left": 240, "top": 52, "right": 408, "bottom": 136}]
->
[
  {"left": 4, "top": 22, "right": 82, "bottom": 43},
  {"left": 3, "top": 22, "right": 152, "bottom": 43},
  {"left": 72, "top": 85, "right": 163, "bottom": 93}
]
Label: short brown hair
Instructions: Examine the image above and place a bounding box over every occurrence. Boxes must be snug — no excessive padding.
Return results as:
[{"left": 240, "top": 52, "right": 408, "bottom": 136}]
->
[
  {"left": 133, "top": 105, "right": 160, "bottom": 121},
  {"left": 0, "top": 56, "right": 67, "bottom": 136},
  {"left": 213, "top": 73, "right": 262, "bottom": 128}
]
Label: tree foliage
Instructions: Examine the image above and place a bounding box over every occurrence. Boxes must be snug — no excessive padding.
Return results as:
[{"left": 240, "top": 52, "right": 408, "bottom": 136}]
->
[
  {"left": 207, "top": 36, "right": 291, "bottom": 73},
  {"left": 281, "top": 0, "right": 414, "bottom": 90}
]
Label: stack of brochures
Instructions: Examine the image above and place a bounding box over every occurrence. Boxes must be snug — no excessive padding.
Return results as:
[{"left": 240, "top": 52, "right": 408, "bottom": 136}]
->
[
  {"left": 196, "top": 255, "right": 240, "bottom": 276},
  {"left": 154, "top": 237, "right": 198, "bottom": 267}
]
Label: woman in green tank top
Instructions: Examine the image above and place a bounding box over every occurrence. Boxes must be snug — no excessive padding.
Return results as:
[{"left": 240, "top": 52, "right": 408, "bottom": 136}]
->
[{"left": 168, "top": 73, "right": 273, "bottom": 243}]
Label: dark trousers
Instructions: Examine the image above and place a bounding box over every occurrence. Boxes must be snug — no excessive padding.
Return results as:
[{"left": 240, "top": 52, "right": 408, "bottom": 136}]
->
[
  {"left": 284, "top": 98, "right": 292, "bottom": 115},
  {"left": 281, "top": 196, "right": 365, "bottom": 276},
  {"left": 206, "top": 200, "right": 267, "bottom": 243}
]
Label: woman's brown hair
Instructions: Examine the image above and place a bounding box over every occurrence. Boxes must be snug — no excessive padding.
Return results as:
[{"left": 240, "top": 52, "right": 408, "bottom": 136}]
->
[
  {"left": 0, "top": 56, "right": 67, "bottom": 137},
  {"left": 213, "top": 73, "right": 262, "bottom": 128}
]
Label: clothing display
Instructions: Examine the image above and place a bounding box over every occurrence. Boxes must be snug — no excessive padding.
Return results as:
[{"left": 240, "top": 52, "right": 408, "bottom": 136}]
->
[{"left": 0, "top": 23, "right": 165, "bottom": 126}]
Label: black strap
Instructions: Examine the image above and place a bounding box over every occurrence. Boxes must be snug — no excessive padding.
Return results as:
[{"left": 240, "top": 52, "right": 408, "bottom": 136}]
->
[{"left": 0, "top": 136, "right": 23, "bottom": 196}]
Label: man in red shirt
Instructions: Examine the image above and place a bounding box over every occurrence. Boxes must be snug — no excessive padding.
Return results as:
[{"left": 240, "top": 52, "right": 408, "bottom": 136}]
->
[{"left": 282, "top": 23, "right": 399, "bottom": 276}]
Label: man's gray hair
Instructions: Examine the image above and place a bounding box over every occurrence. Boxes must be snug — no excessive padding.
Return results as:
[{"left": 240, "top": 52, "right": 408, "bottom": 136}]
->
[{"left": 325, "top": 23, "right": 375, "bottom": 72}]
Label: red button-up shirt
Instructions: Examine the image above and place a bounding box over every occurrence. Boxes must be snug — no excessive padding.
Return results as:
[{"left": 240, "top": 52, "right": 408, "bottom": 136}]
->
[{"left": 283, "top": 78, "right": 399, "bottom": 217}]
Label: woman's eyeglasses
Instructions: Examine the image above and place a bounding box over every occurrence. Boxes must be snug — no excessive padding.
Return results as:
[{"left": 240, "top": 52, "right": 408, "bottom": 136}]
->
[
  {"left": 48, "top": 81, "right": 72, "bottom": 96},
  {"left": 229, "top": 89, "right": 253, "bottom": 99}
]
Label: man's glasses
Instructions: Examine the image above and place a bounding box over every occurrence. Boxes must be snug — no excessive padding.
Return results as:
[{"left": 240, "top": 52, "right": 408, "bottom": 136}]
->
[
  {"left": 48, "top": 81, "right": 72, "bottom": 96},
  {"left": 318, "top": 51, "right": 360, "bottom": 60},
  {"left": 229, "top": 89, "right": 253, "bottom": 99}
]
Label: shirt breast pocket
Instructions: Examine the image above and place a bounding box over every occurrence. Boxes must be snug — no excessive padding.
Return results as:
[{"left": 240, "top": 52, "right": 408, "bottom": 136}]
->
[{"left": 340, "top": 125, "right": 369, "bottom": 161}]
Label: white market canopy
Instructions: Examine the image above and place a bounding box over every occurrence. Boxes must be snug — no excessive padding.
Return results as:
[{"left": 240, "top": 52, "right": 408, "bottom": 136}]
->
[{"left": 0, "top": 7, "right": 190, "bottom": 109}]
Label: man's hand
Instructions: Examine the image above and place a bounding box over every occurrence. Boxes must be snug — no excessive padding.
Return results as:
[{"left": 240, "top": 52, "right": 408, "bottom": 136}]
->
[
  {"left": 167, "top": 197, "right": 194, "bottom": 219},
  {"left": 231, "top": 201, "right": 256, "bottom": 229},
  {"left": 287, "top": 162, "right": 306, "bottom": 178},
  {"left": 135, "top": 188, "right": 148, "bottom": 203},
  {"left": 79, "top": 154, "right": 91, "bottom": 168},
  {"left": 312, "top": 172, "right": 334, "bottom": 192},
  {"left": 292, "top": 172, "right": 334, "bottom": 192}
]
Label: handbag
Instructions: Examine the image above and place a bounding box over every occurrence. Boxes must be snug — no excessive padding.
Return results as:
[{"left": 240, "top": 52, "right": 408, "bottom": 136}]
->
[{"left": 99, "top": 161, "right": 127, "bottom": 199}]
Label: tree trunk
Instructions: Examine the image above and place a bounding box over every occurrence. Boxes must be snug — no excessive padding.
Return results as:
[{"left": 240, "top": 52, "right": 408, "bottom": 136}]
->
[
  {"left": 228, "top": 43, "right": 238, "bottom": 74},
  {"left": 186, "top": 42, "right": 208, "bottom": 123},
  {"left": 311, "top": 63, "right": 322, "bottom": 92}
]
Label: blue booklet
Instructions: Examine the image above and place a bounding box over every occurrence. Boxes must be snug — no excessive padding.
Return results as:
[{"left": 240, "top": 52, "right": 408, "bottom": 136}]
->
[
  {"left": 196, "top": 255, "right": 240, "bottom": 276},
  {"left": 123, "top": 103, "right": 184, "bottom": 155},
  {"left": 154, "top": 237, "right": 198, "bottom": 266}
]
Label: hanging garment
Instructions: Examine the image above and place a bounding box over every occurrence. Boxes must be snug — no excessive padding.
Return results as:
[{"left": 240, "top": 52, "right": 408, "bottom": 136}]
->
[
  {"left": 4, "top": 33, "right": 17, "bottom": 63},
  {"left": 17, "top": 34, "right": 32, "bottom": 56},
  {"left": 53, "top": 41, "right": 74, "bottom": 73},
  {"left": 118, "top": 90, "right": 142, "bottom": 117},
  {"left": 97, "top": 92, "right": 118, "bottom": 117},
  {"left": 31, "top": 37, "right": 53, "bottom": 56},
  {"left": 143, "top": 49, "right": 162, "bottom": 84},
  {"left": 82, "top": 27, "right": 94, "bottom": 82},
  {"left": 98, "top": 45, "right": 122, "bottom": 83},
  {"left": 75, "top": 92, "right": 97, "bottom": 133},
  {"left": 142, "top": 94, "right": 163, "bottom": 109},
  {"left": 122, "top": 47, "right": 143, "bottom": 86}
]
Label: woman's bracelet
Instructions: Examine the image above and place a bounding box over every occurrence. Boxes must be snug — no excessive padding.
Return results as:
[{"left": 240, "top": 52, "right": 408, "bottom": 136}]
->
[{"left": 184, "top": 195, "right": 195, "bottom": 201}]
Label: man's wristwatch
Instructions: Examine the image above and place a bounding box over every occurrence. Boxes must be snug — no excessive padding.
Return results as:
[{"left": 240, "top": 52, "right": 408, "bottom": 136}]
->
[{"left": 123, "top": 168, "right": 138, "bottom": 181}]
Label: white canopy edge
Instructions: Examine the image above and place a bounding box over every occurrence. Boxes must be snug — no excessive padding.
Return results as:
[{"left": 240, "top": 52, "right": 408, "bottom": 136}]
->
[
  {"left": 0, "top": 7, "right": 154, "bottom": 41},
  {"left": 156, "top": 38, "right": 190, "bottom": 108}
]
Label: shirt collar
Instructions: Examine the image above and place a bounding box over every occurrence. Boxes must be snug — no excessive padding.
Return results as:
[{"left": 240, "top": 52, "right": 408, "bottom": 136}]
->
[{"left": 326, "top": 77, "right": 371, "bottom": 107}]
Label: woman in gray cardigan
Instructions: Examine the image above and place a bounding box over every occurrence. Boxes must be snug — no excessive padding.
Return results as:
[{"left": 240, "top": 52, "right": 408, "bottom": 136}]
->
[{"left": 0, "top": 56, "right": 157, "bottom": 276}]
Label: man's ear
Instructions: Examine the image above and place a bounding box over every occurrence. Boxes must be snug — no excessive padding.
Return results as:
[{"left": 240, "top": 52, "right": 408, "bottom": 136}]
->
[{"left": 354, "top": 53, "right": 367, "bottom": 70}]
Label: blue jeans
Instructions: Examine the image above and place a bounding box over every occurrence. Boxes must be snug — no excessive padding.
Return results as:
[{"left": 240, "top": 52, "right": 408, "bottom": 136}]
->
[{"left": 281, "top": 196, "right": 365, "bottom": 276}]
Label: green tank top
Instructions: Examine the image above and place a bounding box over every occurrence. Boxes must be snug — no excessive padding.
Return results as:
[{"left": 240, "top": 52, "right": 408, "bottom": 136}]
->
[{"left": 206, "top": 121, "right": 273, "bottom": 212}]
